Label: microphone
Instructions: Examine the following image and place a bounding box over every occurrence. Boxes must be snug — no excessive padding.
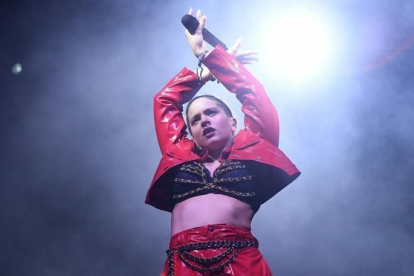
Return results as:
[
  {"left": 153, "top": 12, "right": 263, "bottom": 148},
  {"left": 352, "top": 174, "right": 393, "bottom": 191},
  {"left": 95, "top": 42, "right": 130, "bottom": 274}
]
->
[{"left": 181, "top": 14, "right": 228, "bottom": 50}]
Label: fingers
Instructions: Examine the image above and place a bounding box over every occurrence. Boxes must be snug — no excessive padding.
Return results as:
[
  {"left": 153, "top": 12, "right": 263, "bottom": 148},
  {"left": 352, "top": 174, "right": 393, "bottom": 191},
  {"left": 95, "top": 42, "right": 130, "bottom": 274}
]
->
[
  {"left": 199, "top": 15, "right": 207, "bottom": 31},
  {"left": 235, "top": 50, "right": 259, "bottom": 57},
  {"left": 227, "top": 36, "right": 243, "bottom": 56},
  {"left": 186, "top": 9, "right": 206, "bottom": 35},
  {"left": 185, "top": 8, "right": 208, "bottom": 56},
  {"left": 234, "top": 47, "right": 259, "bottom": 65},
  {"left": 237, "top": 56, "right": 259, "bottom": 64},
  {"left": 228, "top": 36, "right": 259, "bottom": 64},
  {"left": 233, "top": 36, "right": 243, "bottom": 51},
  {"left": 194, "top": 9, "right": 207, "bottom": 33}
]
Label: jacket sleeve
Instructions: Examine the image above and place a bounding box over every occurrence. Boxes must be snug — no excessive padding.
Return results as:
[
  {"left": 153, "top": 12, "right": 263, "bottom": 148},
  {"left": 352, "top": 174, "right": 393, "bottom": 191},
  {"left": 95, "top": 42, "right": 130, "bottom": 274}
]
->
[
  {"left": 203, "top": 46, "right": 280, "bottom": 147},
  {"left": 153, "top": 68, "right": 203, "bottom": 155}
]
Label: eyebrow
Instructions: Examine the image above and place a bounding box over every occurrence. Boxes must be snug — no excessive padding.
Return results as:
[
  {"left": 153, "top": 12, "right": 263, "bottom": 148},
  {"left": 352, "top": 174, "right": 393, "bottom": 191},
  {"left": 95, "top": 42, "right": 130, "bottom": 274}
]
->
[{"left": 190, "top": 114, "right": 199, "bottom": 122}]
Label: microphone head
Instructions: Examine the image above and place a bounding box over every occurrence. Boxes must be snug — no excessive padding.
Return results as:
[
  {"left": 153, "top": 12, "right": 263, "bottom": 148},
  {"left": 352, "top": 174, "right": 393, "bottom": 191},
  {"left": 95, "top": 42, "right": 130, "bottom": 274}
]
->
[{"left": 181, "top": 14, "right": 199, "bottom": 35}]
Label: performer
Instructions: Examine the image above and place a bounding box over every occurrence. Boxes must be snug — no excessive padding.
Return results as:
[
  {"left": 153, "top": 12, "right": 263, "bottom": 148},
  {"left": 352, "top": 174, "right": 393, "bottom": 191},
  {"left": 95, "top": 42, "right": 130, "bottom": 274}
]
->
[{"left": 146, "top": 9, "right": 301, "bottom": 275}]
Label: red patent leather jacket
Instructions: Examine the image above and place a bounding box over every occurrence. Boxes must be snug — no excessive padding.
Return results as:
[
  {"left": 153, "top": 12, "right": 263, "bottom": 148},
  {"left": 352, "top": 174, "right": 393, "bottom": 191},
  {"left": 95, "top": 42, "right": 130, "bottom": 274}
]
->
[{"left": 146, "top": 45, "right": 300, "bottom": 212}]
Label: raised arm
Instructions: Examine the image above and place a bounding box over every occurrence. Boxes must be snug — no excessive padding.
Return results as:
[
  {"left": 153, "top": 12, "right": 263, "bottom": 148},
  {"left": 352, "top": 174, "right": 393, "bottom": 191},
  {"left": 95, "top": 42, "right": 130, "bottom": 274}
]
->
[
  {"left": 153, "top": 69, "right": 202, "bottom": 155},
  {"left": 203, "top": 46, "right": 280, "bottom": 147},
  {"left": 155, "top": 9, "right": 279, "bottom": 155},
  {"left": 184, "top": 9, "right": 280, "bottom": 147}
]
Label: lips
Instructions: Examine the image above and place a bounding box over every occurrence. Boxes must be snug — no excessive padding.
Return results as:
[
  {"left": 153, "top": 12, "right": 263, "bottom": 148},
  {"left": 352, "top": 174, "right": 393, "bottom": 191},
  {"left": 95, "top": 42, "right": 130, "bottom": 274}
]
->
[{"left": 203, "top": 127, "right": 215, "bottom": 137}]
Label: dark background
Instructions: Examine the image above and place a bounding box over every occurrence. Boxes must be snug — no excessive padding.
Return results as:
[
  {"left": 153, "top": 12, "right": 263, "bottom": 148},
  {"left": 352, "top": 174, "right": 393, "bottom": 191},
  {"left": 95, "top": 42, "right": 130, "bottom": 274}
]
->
[{"left": 1, "top": 0, "right": 413, "bottom": 275}]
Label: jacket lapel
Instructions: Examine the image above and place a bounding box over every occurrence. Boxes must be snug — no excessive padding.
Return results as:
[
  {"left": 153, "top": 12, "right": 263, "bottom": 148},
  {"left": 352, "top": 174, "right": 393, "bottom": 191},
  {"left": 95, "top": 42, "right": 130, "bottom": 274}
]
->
[{"left": 233, "top": 130, "right": 260, "bottom": 150}]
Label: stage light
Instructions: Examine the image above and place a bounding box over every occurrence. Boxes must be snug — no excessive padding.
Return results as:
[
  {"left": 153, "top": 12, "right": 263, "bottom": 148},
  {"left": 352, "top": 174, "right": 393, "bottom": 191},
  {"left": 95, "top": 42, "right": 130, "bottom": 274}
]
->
[
  {"left": 12, "top": 63, "right": 23, "bottom": 75},
  {"left": 262, "top": 8, "right": 337, "bottom": 82}
]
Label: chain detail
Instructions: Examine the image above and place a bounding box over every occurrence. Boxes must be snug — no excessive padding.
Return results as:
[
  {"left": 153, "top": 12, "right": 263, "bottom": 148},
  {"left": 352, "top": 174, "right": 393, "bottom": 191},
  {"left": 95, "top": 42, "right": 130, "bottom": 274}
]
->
[
  {"left": 166, "top": 240, "right": 257, "bottom": 276},
  {"left": 173, "top": 161, "right": 255, "bottom": 200}
]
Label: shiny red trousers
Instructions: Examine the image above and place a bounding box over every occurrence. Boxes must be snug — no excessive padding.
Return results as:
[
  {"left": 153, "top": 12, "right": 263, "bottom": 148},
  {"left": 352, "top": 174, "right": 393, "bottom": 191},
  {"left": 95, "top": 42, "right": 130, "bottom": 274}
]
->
[{"left": 161, "top": 224, "right": 273, "bottom": 276}]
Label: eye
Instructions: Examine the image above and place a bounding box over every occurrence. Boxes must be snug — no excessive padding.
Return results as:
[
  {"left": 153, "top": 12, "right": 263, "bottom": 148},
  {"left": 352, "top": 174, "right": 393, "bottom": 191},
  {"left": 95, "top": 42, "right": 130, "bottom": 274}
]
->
[
  {"left": 207, "top": 110, "right": 217, "bottom": 116},
  {"left": 191, "top": 116, "right": 200, "bottom": 125}
]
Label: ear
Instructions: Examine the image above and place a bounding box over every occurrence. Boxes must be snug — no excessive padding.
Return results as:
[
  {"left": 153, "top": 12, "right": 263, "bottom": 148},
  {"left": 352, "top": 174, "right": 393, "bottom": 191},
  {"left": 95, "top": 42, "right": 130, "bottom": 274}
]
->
[{"left": 230, "top": 117, "right": 237, "bottom": 133}]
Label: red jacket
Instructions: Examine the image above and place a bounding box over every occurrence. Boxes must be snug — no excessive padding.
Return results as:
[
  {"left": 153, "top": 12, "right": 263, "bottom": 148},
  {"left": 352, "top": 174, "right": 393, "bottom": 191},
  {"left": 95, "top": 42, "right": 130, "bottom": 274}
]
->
[{"left": 146, "top": 45, "right": 300, "bottom": 212}]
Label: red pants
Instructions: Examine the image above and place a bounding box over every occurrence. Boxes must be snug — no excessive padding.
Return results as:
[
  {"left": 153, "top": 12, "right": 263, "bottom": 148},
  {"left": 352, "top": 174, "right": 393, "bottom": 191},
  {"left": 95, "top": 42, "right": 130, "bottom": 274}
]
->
[{"left": 161, "top": 224, "right": 272, "bottom": 276}]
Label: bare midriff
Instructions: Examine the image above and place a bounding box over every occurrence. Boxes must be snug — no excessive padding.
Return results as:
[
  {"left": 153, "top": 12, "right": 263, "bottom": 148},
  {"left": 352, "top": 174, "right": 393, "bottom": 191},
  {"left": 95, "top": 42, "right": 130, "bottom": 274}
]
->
[{"left": 171, "top": 194, "right": 254, "bottom": 236}]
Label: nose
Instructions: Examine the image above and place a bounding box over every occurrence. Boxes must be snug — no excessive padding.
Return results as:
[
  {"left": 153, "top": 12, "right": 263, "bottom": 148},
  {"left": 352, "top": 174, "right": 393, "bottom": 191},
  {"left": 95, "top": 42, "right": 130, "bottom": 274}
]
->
[{"left": 201, "top": 115, "right": 210, "bottom": 128}]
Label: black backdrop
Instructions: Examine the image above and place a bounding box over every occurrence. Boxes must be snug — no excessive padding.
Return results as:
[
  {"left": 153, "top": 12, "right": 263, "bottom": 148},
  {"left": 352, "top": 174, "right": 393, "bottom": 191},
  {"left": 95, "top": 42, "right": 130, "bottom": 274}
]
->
[{"left": 1, "top": 1, "right": 413, "bottom": 275}]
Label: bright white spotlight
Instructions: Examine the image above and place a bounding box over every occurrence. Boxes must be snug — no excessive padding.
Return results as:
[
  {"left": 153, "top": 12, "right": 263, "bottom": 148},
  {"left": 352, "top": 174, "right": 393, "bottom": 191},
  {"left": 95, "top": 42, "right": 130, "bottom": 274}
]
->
[{"left": 264, "top": 8, "right": 337, "bottom": 82}]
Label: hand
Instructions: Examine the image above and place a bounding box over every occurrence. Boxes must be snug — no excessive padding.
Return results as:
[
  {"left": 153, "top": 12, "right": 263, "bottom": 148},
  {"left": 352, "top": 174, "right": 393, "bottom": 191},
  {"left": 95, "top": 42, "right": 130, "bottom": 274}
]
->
[
  {"left": 228, "top": 37, "right": 259, "bottom": 65},
  {"left": 198, "top": 37, "right": 259, "bottom": 82},
  {"left": 184, "top": 8, "right": 208, "bottom": 58},
  {"left": 185, "top": 8, "right": 258, "bottom": 64},
  {"left": 186, "top": 9, "right": 258, "bottom": 82}
]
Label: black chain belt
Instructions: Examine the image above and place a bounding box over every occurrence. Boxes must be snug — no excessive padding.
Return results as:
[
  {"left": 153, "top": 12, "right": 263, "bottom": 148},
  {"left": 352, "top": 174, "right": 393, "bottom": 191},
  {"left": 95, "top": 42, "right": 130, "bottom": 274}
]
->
[{"left": 166, "top": 240, "right": 258, "bottom": 275}]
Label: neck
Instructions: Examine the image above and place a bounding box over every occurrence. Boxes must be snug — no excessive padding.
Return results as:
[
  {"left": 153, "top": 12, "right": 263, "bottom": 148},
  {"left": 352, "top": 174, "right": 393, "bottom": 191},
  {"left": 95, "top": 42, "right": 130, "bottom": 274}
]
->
[
  {"left": 207, "top": 151, "right": 221, "bottom": 162},
  {"left": 207, "top": 137, "right": 234, "bottom": 161}
]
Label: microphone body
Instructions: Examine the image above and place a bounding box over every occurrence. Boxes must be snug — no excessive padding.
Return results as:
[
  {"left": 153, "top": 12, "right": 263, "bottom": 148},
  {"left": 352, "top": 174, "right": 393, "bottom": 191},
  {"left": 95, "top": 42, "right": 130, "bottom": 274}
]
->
[{"left": 181, "top": 14, "right": 228, "bottom": 50}]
